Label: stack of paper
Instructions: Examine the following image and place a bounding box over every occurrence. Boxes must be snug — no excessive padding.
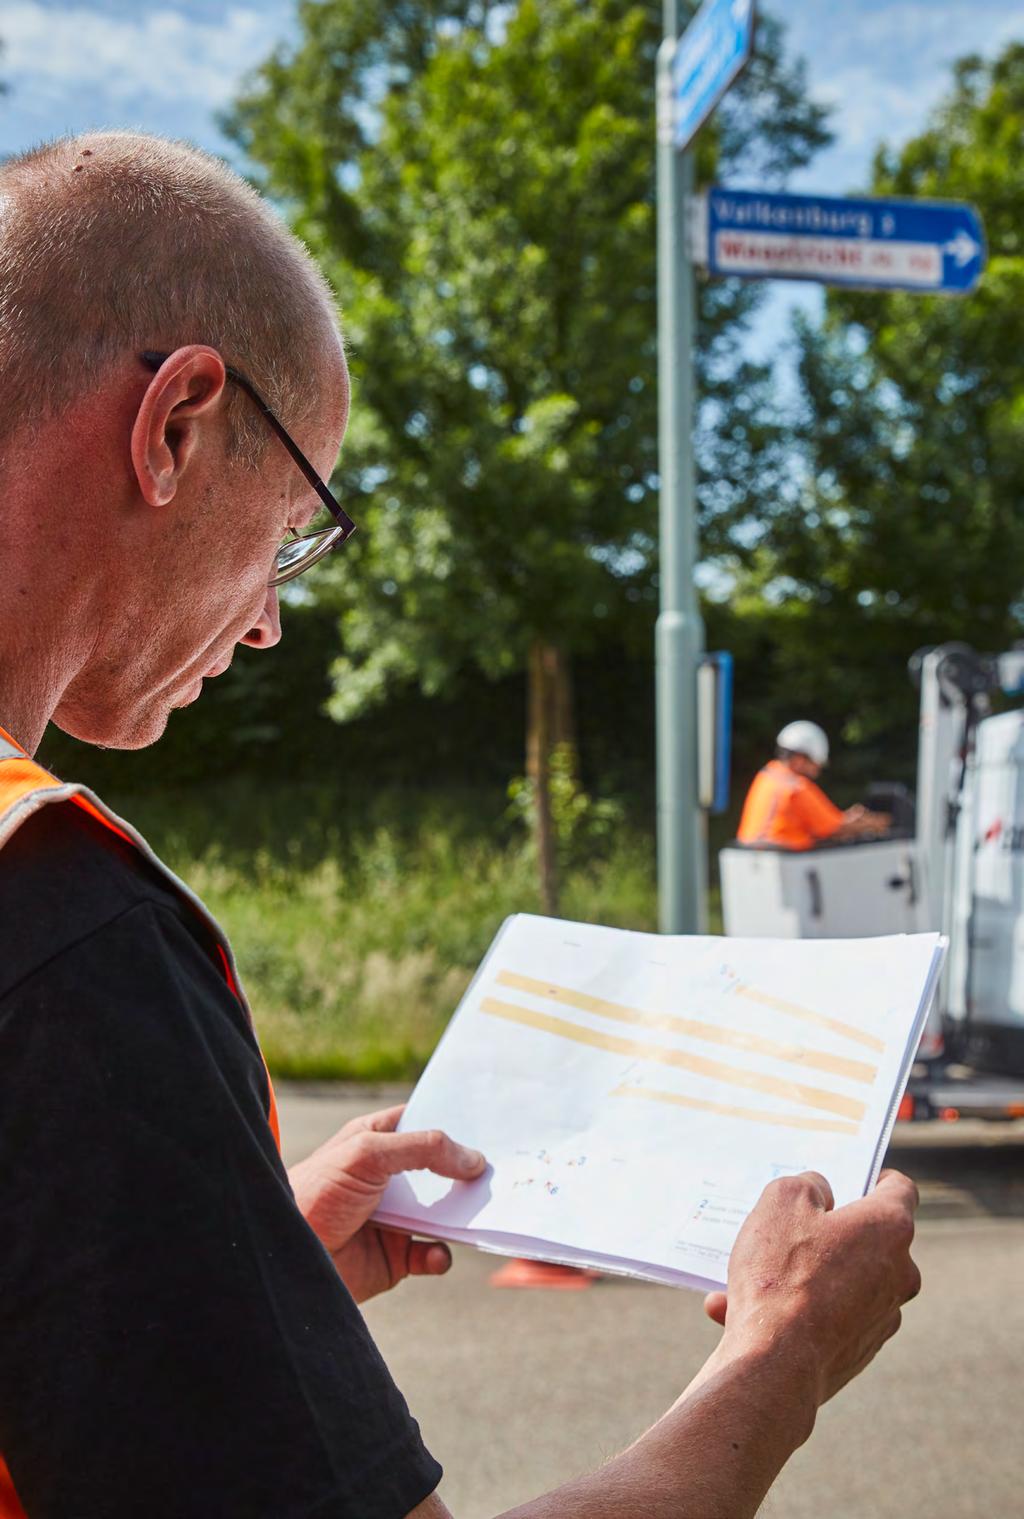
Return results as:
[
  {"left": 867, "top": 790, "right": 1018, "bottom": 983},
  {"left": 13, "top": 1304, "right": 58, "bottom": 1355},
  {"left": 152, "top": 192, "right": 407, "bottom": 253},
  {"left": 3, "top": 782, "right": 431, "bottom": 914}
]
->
[{"left": 375, "top": 915, "right": 946, "bottom": 1290}]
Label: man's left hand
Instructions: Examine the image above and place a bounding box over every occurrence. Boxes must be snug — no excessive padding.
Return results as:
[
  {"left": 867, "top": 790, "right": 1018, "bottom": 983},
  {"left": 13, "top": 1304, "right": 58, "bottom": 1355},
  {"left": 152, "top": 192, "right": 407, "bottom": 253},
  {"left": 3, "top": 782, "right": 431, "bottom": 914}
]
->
[{"left": 288, "top": 1105, "right": 486, "bottom": 1304}]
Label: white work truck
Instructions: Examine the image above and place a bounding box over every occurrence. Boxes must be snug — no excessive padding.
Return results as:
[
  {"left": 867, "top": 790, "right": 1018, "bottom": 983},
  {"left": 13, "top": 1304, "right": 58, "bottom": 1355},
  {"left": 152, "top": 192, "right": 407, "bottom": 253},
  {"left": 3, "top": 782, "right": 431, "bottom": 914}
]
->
[{"left": 720, "top": 643, "right": 1024, "bottom": 1122}]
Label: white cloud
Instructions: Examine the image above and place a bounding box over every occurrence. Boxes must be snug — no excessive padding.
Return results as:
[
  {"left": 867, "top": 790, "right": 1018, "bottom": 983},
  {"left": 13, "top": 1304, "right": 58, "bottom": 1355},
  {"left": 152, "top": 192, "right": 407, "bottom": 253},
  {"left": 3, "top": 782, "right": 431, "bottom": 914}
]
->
[
  {"left": 786, "top": 0, "right": 1024, "bottom": 191},
  {"left": 819, "top": 0, "right": 1021, "bottom": 63},
  {"left": 1, "top": 2, "right": 284, "bottom": 112}
]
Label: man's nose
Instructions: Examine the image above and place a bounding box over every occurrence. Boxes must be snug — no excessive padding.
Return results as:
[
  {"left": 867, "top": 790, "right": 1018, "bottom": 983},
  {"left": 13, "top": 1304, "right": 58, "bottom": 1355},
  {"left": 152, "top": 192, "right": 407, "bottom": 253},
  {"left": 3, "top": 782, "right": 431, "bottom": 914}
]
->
[{"left": 240, "top": 586, "right": 282, "bottom": 650}]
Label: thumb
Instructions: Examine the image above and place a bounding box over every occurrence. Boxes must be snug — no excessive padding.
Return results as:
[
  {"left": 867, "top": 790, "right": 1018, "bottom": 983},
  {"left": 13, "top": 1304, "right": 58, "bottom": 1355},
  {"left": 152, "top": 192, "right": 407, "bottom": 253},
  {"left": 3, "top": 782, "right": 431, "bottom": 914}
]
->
[{"left": 361, "top": 1129, "right": 487, "bottom": 1183}]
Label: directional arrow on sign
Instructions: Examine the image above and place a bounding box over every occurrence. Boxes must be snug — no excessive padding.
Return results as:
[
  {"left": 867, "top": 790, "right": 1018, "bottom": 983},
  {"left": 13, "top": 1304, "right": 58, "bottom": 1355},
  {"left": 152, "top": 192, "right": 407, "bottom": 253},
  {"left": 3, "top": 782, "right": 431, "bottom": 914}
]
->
[
  {"left": 697, "top": 187, "right": 987, "bottom": 295},
  {"left": 944, "top": 230, "right": 983, "bottom": 267}
]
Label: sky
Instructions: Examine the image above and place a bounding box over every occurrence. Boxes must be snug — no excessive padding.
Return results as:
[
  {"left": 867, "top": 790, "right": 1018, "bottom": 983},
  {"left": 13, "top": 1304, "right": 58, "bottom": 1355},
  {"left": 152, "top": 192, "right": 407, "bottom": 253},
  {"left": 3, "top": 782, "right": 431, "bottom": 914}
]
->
[{"left": 1, "top": 0, "right": 1022, "bottom": 357}]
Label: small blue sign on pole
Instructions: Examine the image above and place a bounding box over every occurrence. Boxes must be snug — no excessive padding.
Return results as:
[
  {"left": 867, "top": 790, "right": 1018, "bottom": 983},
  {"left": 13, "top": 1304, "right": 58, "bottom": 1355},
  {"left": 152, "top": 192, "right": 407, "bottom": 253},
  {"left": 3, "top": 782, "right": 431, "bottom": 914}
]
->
[
  {"left": 673, "top": 0, "right": 756, "bottom": 152},
  {"left": 697, "top": 653, "right": 733, "bottom": 815},
  {"left": 700, "top": 187, "right": 986, "bottom": 294}
]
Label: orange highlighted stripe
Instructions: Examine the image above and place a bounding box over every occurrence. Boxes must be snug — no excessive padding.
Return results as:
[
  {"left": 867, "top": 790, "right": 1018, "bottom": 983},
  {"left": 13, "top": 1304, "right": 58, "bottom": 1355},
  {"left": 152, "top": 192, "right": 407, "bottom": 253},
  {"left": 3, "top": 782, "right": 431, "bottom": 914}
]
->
[
  {"left": 479, "top": 996, "right": 867, "bottom": 1122},
  {"left": 495, "top": 970, "right": 878, "bottom": 1085},
  {"left": 734, "top": 983, "right": 885, "bottom": 1054},
  {"left": 612, "top": 1083, "right": 859, "bottom": 1136}
]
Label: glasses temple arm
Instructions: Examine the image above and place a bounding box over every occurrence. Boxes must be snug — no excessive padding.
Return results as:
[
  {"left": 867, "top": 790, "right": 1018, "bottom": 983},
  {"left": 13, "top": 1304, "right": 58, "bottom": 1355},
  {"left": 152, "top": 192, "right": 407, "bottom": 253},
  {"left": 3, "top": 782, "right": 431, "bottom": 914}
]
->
[
  {"left": 223, "top": 366, "right": 354, "bottom": 534},
  {"left": 139, "top": 350, "right": 354, "bottom": 537}
]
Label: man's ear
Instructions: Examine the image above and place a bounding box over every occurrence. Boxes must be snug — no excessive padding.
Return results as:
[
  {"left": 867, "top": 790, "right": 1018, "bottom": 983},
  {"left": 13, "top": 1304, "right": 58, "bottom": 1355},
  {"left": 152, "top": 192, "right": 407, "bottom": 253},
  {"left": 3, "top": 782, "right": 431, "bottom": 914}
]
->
[{"left": 130, "top": 346, "right": 229, "bottom": 507}]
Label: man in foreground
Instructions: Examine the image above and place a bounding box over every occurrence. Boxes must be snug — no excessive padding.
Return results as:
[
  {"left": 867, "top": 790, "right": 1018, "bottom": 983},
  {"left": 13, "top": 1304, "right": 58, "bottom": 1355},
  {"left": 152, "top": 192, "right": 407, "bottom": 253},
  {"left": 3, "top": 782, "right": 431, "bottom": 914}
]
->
[
  {"left": 0, "top": 133, "right": 920, "bottom": 1519},
  {"left": 738, "top": 719, "right": 891, "bottom": 850}
]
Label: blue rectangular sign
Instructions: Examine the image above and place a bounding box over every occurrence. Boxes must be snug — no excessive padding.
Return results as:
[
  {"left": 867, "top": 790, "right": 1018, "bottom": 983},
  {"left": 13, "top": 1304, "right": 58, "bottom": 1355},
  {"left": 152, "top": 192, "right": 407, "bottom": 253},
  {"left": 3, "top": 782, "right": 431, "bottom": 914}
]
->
[
  {"left": 673, "top": 0, "right": 756, "bottom": 152},
  {"left": 704, "top": 187, "right": 985, "bottom": 294}
]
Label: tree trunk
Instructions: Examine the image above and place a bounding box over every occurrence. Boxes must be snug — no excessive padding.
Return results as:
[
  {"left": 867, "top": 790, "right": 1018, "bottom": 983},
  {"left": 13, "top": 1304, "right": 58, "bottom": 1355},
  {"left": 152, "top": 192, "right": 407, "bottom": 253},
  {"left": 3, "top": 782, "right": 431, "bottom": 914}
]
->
[
  {"left": 527, "top": 640, "right": 559, "bottom": 916},
  {"left": 549, "top": 643, "right": 577, "bottom": 779}
]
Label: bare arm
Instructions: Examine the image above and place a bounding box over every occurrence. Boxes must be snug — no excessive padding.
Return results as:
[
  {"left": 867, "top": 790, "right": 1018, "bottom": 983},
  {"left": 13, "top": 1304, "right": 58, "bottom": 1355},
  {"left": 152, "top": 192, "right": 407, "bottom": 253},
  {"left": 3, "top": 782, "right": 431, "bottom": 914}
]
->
[
  {"left": 831, "top": 805, "right": 892, "bottom": 841},
  {"left": 405, "top": 1170, "right": 920, "bottom": 1519},
  {"left": 408, "top": 1339, "right": 814, "bottom": 1519}
]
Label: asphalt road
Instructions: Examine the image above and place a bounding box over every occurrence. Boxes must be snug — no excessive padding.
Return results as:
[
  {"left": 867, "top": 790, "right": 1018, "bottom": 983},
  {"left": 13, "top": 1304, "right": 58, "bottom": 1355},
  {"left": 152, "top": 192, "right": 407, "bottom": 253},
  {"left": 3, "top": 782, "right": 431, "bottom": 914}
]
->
[{"left": 278, "top": 1084, "right": 1024, "bottom": 1519}]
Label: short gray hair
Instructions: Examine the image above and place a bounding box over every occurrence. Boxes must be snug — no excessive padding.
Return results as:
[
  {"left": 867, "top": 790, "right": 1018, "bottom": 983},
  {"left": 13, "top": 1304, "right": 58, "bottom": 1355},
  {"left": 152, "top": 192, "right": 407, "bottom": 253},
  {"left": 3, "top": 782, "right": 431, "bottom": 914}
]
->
[{"left": 0, "top": 131, "right": 340, "bottom": 462}]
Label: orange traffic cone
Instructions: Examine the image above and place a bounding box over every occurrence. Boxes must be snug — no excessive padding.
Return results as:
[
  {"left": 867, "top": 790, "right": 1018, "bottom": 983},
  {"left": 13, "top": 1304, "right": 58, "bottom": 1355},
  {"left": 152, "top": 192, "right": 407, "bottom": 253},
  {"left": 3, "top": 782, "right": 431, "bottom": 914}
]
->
[{"left": 489, "top": 1257, "right": 598, "bottom": 1289}]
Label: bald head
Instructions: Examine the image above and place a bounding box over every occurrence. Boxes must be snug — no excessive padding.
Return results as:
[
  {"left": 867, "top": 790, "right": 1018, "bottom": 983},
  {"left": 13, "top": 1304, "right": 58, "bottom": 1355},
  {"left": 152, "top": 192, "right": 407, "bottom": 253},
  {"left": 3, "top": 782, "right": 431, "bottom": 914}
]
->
[{"left": 0, "top": 131, "right": 342, "bottom": 461}]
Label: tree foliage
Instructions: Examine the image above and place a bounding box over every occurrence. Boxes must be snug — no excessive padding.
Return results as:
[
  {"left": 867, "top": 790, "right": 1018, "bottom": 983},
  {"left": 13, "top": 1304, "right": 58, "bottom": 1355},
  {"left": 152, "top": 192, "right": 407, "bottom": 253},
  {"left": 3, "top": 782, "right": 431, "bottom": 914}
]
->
[
  {"left": 756, "top": 43, "right": 1024, "bottom": 759},
  {"left": 226, "top": 1, "right": 830, "bottom": 720}
]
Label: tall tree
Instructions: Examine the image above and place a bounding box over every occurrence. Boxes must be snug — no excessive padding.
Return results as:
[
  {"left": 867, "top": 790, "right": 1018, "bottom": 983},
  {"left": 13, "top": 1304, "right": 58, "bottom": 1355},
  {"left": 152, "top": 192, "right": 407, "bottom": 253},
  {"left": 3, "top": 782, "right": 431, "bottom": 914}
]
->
[
  {"left": 758, "top": 43, "right": 1024, "bottom": 766},
  {"left": 227, "top": 1, "right": 829, "bottom": 909}
]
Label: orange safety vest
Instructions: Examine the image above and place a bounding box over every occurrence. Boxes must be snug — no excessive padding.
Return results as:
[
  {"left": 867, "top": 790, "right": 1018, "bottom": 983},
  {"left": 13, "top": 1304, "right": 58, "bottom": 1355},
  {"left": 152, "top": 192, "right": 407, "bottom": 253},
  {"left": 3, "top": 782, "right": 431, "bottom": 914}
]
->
[
  {"left": 0, "top": 725, "right": 280, "bottom": 1519},
  {"left": 736, "top": 758, "right": 845, "bottom": 851}
]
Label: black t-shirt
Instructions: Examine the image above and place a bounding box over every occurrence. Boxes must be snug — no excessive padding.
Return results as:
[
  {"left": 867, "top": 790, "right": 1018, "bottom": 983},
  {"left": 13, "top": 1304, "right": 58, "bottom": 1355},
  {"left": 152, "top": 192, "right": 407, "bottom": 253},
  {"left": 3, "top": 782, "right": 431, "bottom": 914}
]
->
[{"left": 0, "top": 800, "right": 441, "bottom": 1519}]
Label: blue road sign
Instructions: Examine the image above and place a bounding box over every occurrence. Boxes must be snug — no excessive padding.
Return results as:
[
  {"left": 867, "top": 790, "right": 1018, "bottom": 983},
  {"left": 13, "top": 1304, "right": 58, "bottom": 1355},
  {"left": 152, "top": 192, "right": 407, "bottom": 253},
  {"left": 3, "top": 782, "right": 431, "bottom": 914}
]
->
[
  {"left": 673, "top": 0, "right": 756, "bottom": 152},
  {"left": 701, "top": 187, "right": 985, "bottom": 294}
]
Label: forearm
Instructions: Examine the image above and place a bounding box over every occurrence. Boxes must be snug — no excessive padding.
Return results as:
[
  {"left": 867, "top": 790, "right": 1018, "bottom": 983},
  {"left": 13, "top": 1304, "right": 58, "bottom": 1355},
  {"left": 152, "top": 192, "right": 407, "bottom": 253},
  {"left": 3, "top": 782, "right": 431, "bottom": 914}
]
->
[
  {"left": 411, "top": 1169, "right": 921, "bottom": 1519},
  {"left": 832, "top": 809, "right": 889, "bottom": 842},
  {"left": 493, "top": 1339, "right": 817, "bottom": 1519}
]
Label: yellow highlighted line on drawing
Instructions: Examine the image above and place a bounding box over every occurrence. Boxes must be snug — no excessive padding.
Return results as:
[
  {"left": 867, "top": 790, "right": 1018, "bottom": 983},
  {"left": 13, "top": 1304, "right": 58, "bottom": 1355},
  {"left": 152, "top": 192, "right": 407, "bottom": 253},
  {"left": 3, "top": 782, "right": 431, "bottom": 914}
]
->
[
  {"left": 734, "top": 984, "right": 885, "bottom": 1054},
  {"left": 479, "top": 996, "right": 867, "bottom": 1122},
  {"left": 611, "top": 1083, "right": 860, "bottom": 1136},
  {"left": 495, "top": 970, "right": 878, "bottom": 1085}
]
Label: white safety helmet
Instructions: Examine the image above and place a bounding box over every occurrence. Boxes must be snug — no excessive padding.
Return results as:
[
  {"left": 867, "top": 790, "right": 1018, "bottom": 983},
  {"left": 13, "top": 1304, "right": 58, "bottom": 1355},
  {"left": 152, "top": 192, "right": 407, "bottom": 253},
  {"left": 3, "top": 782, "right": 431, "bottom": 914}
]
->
[{"left": 776, "top": 720, "right": 829, "bottom": 767}]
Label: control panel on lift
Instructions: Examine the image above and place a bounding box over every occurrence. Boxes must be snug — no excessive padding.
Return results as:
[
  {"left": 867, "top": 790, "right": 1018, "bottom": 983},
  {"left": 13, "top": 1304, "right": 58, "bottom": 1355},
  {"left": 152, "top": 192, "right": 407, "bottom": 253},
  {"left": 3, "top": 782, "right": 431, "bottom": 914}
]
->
[{"left": 720, "top": 835, "right": 928, "bottom": 940}]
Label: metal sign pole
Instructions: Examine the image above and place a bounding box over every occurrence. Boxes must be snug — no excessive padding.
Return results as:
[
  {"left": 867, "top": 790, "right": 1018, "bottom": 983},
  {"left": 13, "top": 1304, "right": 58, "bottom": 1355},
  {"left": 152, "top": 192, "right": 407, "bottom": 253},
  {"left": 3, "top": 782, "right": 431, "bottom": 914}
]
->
[{"left": 656, "top": 26, "right": 706, "bottom": 936}]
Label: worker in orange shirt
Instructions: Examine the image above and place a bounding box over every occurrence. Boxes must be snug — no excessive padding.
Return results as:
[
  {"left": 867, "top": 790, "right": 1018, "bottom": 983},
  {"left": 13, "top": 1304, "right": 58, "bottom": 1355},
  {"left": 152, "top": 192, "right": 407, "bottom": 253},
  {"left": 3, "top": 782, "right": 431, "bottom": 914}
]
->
[{"left": 738, "top": 721, "right": 890, "bottom": 851}]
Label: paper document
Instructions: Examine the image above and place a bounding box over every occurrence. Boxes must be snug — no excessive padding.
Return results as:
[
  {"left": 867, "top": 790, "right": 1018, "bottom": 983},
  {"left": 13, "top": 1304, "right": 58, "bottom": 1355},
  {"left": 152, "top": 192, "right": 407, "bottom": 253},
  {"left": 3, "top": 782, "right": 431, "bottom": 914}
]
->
[{"left": 375, "top": 915, "right": 946, "bottom": 1290}]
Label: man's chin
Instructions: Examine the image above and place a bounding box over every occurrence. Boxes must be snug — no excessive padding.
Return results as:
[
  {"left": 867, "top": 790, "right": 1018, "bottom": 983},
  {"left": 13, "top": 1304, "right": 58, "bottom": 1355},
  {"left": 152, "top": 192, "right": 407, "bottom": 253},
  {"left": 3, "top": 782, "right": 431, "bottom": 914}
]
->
[{"left": 52, "top": 704, "right": 172, "bottom": 752}]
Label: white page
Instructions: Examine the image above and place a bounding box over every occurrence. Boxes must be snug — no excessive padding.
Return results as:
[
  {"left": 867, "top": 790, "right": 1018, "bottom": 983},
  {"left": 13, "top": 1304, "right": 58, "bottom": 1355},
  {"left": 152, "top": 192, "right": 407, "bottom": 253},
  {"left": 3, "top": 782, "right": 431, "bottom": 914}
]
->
[{"left": 375, "top": 915, "right": 945, "bottom": 1290}]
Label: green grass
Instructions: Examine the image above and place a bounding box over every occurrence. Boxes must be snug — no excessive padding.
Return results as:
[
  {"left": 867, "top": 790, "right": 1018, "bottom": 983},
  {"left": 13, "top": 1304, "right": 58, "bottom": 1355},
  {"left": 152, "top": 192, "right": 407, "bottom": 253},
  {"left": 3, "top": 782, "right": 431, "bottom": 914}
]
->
[{"left": 109, "top": 781, "right": 677, "bottom": 1080}]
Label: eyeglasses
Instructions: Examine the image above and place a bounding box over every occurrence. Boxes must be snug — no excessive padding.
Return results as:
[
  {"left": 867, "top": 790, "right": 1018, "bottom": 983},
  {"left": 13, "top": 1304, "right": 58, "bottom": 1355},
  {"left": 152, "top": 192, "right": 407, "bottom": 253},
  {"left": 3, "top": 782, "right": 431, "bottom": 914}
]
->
[{"left": 139, "top": 351, "right": 356, "bottom": 586}]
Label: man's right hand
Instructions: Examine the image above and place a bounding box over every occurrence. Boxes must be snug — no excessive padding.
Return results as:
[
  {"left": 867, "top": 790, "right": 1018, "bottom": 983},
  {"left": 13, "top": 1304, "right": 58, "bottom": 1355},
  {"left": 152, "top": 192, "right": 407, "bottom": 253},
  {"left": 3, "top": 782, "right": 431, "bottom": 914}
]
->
[
  {"left": 703, "top": 1168, "right": 920, "bottom": 1409},
  {"left": 407, "top": 1170, "right": 922, "bottom": 1519}
]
